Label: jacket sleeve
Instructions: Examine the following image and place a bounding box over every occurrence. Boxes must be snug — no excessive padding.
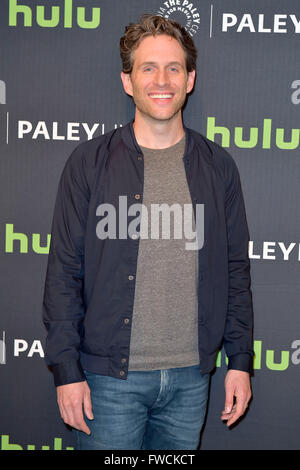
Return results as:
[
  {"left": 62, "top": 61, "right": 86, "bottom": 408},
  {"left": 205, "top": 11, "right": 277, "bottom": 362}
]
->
[
  {"left": 43, "top": 145, "right": 90, "bottom": 387},
  {"left": 223, "top": 157, "right": 254, "bottom": 374}
]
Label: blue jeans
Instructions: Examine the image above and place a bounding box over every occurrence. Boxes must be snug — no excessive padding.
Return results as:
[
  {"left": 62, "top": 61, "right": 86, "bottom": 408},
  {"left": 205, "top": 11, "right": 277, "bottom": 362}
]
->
[{"left": 73, "top": 365, "right": 210, "bottom": 450}]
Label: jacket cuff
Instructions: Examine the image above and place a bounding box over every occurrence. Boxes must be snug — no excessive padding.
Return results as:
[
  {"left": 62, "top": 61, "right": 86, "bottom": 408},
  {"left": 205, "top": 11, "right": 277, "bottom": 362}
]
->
[
  {"left": 227, "top": 353, "right": 254, "bottom": 374},
  {"left": 51, "top": 360, "right": 86, "bottom": 387}
]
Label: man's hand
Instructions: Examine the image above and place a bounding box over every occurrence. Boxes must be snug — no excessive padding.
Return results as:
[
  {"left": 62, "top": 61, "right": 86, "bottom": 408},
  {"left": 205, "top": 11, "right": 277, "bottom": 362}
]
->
[
  {"left": 57, "top": 381, "right": 94, "bottom": 435},
  {"left": 221, "top": 369, "right": 252, "bottom": 427}
]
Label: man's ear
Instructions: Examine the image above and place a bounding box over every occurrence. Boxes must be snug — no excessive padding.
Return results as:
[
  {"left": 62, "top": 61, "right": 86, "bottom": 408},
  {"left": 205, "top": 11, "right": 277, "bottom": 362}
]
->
[
  {"left": 186, "top": 69, "right": 196, "bottom": 94},
  {"left": 120, "top": 71, "right": 133, "bottom": 97}
]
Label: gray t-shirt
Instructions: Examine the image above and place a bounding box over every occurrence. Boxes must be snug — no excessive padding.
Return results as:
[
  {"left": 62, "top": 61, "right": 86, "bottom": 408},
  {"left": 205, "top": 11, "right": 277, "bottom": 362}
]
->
[{"left": 128, "top": 135, "right": 199, "bottom": 371}]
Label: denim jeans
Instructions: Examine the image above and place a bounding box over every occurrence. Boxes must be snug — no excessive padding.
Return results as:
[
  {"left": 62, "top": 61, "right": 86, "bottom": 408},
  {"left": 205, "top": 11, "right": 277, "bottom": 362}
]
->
[{"left": 73, "top": 364, "right": 210, "bottom": 450}]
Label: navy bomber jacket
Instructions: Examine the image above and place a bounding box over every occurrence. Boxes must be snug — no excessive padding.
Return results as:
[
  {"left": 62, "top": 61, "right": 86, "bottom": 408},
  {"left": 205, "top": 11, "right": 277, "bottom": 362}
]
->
[{"left": 43, "top": 121, "right": 254, "bottom": 387}]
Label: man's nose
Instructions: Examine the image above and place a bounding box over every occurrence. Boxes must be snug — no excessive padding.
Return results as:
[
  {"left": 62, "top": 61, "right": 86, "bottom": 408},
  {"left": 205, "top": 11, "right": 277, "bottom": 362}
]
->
[{"left": 154, "top": 69, "right": 170, "bottom": 87}]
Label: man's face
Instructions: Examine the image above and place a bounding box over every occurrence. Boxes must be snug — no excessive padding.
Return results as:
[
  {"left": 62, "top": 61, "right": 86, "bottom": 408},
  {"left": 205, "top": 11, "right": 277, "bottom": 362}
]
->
[{"left": 121, "top": 34, "right": 195, "bottom": 123}]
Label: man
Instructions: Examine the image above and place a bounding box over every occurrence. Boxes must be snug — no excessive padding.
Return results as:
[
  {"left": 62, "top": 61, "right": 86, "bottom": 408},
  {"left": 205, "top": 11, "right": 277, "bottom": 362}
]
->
[{"left": 43, "top": 14, "right": 254, "bottom": 450}]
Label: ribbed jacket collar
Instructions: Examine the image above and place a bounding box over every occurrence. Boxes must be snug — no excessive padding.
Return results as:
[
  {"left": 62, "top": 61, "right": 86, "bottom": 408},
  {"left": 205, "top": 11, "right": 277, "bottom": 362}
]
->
[{"left": 120, "top": 120, "right": 195, "bottom": 161}]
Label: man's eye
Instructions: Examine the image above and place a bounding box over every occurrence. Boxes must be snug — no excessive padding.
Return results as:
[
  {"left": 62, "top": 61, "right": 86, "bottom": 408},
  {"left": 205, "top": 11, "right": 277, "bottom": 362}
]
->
[
  {"left": 144, "top": 67, "right": 153, "bottom": 72},
  {"left": 169, "top": 67, "right": 178, "bottom": 72}
]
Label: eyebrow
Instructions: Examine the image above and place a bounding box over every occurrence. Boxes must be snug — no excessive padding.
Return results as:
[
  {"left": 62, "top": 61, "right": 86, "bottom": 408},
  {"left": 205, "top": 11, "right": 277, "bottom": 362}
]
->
[{"left": 139, "top": 61, "right": 184, "bottom": 69}]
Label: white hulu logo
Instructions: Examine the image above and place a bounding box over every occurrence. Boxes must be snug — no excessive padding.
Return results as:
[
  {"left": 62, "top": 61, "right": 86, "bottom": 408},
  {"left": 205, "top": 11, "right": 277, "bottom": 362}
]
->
[
  {"left": 0, "top": 332, "right": 6, "bottom": 365},
  {"left": 96, "top": 196, "right": 204, "bottom": 251}
]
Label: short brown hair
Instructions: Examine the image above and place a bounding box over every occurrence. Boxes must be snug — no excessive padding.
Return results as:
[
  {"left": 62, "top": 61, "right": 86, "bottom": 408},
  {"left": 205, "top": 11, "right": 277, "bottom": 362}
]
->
[{"left": 120, "top": 14, "right": 197, "bottom": 74}]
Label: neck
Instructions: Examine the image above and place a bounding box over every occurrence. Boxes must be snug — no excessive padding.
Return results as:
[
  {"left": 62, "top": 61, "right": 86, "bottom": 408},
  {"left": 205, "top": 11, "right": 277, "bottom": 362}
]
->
[{"left": 133, "top": 110, "right": 185, "bottom": 149}]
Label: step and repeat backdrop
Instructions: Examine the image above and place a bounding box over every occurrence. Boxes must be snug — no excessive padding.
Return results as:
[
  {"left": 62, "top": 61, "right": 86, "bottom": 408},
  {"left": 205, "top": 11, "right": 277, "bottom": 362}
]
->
[{"left": 0, "top": 0, "right": 299, "bottom": 451}]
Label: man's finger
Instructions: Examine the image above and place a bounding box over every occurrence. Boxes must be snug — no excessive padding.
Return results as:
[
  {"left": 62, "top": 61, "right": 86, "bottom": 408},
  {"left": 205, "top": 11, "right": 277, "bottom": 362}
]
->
[
  {"left": 58, "top": 402, "right": 68, "bottom": 426},
  {"left": 221, "top": 404, "right": 236, "bottom": 420},
  {"left": 67, "top": 403, "right": 91, "bottom": 434},
  {"left": 59, "top": 396, "right": 91, "bottom": 435},
  {"left": 83, "top": 389, "right": 94, "bottom": 421},
  {"left": 56, "top": 382, "right": 93, "bottom": 434},
  {"left": 225, "top": 394, "right": 247, "bottom": 427},
  {"left": 223, "top": 388, "right": 234, "bottom": 414}
]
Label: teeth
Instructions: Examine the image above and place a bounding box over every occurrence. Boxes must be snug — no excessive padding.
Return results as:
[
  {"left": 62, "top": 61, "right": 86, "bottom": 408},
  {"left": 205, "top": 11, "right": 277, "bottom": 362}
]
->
[{"left": 149, "top": 94, "right": 173, "bottom": 98}]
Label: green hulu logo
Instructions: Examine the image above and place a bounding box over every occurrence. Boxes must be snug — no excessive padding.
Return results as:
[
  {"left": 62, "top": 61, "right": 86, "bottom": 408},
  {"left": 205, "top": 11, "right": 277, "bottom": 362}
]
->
[
  {"left": 216, "top": 340, "right": 297, "bottom": 371},
  {"left": 1, "top": 435, "right": 73, "bottom": 450},
  {"left": 9, "top": 0, "right": 101, "bottom": 29},
  {"left": 5, "top": 224, "right": 51, "bottom": 254},
  {"left": 207, "top": 117, "right": 300, "bottom": 150}
]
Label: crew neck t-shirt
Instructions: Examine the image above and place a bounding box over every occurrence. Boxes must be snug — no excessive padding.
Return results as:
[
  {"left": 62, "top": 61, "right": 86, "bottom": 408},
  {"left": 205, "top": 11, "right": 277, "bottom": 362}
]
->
[{"left": 128, "top": 135, "right": 199, "bottom": 371}]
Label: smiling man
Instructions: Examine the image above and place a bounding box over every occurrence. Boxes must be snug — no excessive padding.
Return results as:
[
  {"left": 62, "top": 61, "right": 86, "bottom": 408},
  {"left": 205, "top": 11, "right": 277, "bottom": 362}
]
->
[
  {"left": 121, "top": 34, "right": 195, "bottom": 137},
  {"left": 43, "top": 14, "right": 254, "bottom": 450}
]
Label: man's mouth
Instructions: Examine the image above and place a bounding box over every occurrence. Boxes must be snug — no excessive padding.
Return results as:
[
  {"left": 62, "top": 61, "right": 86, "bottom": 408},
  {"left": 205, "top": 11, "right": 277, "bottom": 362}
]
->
[{"left": 148, "top": 93, "right": 174, "bottom": 99}]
